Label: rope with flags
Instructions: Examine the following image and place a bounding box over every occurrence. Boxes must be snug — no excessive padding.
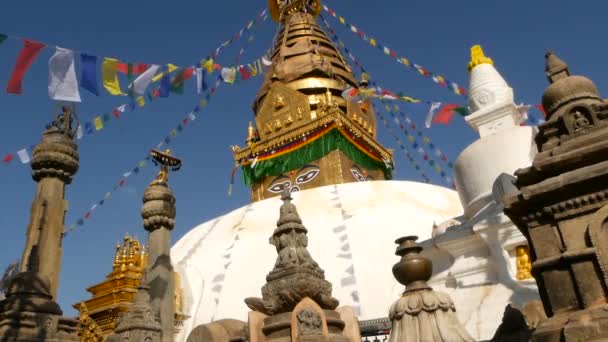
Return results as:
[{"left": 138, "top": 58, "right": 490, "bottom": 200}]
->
[{"left": 322, "top": 4, "right": 467, "bottom": 97}]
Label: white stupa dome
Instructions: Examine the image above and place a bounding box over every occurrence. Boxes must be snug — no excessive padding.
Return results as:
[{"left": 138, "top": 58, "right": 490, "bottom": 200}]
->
[{"left": 171, "top": 180, "right": 462, "bottom": 340}]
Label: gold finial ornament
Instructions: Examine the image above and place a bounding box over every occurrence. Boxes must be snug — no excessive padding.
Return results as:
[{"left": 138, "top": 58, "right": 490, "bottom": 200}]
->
[
  {"left": 149, "top": 148, "right": 182, "bottom": 185},
  {"left": 468, "top": 45, "right": 494, "bottom": 72},
  {"left": 269, "top": 0, "right": 322, "bottom": 22},
  {"left": 515, "top": 245, "right": 533, "bottom": 280}
]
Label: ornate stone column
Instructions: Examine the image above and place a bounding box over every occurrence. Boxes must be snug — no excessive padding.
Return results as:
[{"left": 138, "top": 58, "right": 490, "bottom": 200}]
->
[
  {"left": 241, "top": 189, "right": 353, "bottom": 342},
  {"left": 142, "top": 149, "right": 181, "bottom": 342},
  {"left": 0, "top": 106, "right": 79, "bottom": 341},
  {"left": 503, "top": 52, "right": 608, "bottom": 341},
  {"left": 20, "top": 106, "right": 79, "bottom": 299},
  {"left": 388, "top": 236, "right": 473, "bottom": 342}
]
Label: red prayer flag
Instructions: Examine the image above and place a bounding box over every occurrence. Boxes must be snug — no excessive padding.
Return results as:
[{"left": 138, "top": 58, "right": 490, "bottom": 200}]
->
[
  {"left": 152, "top": 88, "right": 160, "bottom": 98},
  {"left": 112, "top": 109, "right": 121, "bottom": 118},
  {"left": 7, "top": 39, "right": 45, "bottom": 94},
  {"left": 432, "top": 104, "right": 460, "bottom": 124},
  {"left": 239, "top": 66, "right": 251, "bottom": 80},
  {"left": 84, "top": 212, "right": 91, "bottom": 219},
  {"left": 3, "top": 153, "right": 13, "bottom": 163},
  {"left": 182, "top": 118, "right": 189, "bottom": 125},
  {"left": 535, "top": 104, "right": 547, "bottom": 117},
  {"left": 184, "top": 67, "right": 195, "bottom": 80},
  {"left": 116, "top": 63, "right": 148, "bottom": 74},
  {"left": 119, "top": 179, "right": 125, "bottom": 187}
]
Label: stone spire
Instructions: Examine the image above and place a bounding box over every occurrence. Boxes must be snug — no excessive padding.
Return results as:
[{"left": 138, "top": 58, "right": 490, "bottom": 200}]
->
[
  {"left": 388, "top": 236, "right": 474, "bottom": 342},
  {"left": 20, "top": 105, "right": 79, "bottom": 299},
  {"left": 0, "top": 106, "right": 80, "bottom": 341},
  {"left": 107, "top": 272, "right": 162, "bottom": 342},
  {"left": 141, "top": 149, "right": 181, "bottom": 342},
  {"left": 245, "top": 188, "right": 338, "bottom": 315},
  {"left": 503, "top": 51, "right": 608, "bottom": 341},
  {"left": 465, "top": 45, "right": 525, "bottom": 138}
]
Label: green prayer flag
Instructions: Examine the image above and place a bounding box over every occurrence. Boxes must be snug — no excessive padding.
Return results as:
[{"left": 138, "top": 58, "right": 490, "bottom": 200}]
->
[
  {"left": 103, "top": 113, "right": 111, "bottom": 122},
  {"left": 0, "top": 34, "right": 8, "bottom": 44},
  {"left": 455, "top": 107, "right": 468, "bottom": 116}
]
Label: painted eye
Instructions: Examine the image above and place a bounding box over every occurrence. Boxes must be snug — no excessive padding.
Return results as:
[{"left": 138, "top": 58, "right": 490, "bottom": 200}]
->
[
  {"left": 350, "top": 168, "right": 366, "bottom": 182},
  {"left": 290, "top": 186, "right": 301, "bottom": 192},
  {"left": 295, "top": 168, "right": 320, "bottom": 184},
  {"left": 268, "top": 180, "right": 291, "bottom": 193}
]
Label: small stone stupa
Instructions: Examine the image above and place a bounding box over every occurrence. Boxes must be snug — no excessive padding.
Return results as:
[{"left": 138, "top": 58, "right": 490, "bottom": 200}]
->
[
  {"left": 388, "top": 236, "right": 474, "bottom": 342},
  {"left": 242, "top": 188, "right": 356, "bottom": 341}
]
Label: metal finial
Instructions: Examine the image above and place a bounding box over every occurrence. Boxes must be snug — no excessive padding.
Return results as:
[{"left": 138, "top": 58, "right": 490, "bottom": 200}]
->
[
  {"left": 280, "top": 187, "right": 292, "bottom": 202},
  {"left": 149, "top": 149, "right": 182, "bottom": 185}
]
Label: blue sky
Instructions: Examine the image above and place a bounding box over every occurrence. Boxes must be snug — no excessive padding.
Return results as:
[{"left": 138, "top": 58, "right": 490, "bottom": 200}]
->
[{"left": 0, "top": 0, "right": 604, "bottom": 316}]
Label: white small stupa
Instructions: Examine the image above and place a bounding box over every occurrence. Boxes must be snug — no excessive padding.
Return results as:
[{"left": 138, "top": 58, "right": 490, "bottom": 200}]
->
[{"left": 420, "top": 46, "right": 542, "bottom": 341}]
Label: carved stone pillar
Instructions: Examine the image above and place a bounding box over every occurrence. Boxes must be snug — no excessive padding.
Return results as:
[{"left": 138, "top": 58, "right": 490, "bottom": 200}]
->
[
  {"left": 240, "top": 189, "right": 353, "bottom": 342},
  {"left": 20, "top": 108, "right": 79, "bottom": 299},
  {"left": 142, "top": 177, "right": 177, "bottom": 342},
  {"left": 503, "top": 52, "right": 608, "bottom": 341}
]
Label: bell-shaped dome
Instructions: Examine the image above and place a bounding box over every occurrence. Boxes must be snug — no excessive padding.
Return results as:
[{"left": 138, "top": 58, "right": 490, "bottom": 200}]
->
[{"left": 541, "top": 51, "right": 601, "bottom": 118}]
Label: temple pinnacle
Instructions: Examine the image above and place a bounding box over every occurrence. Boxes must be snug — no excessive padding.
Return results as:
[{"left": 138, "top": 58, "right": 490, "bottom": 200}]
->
[{"left": 467, "top": 45, "right": 494, "bottom": 72}]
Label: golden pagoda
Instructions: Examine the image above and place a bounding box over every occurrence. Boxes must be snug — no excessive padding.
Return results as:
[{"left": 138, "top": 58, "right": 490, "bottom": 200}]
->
[
  {"left": 73, "top": 234, "right": 187, "bottom": 340},
  {"left": 233, "top": 0, "right": 394, "bottom": 201}
]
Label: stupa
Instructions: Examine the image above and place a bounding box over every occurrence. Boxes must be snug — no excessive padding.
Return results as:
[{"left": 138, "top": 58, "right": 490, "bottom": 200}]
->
[
  {"left": 170, "top": 0, "right": 463, "bottom": 340},
  {"left": 419, "top": 45, "right": 541, "bottom": 340}
]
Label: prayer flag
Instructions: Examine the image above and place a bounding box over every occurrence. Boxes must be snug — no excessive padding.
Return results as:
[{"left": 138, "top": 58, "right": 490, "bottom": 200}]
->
[
  {"left": 159, "top": 71, "right": 171, "bottom": 98},
  {"left": 239, "top": 66, "right": 251, "bottom": 81},
  {"left": 171, "top": 69, "right": 186, "bottom": 94},
  {"left": 85, "top": 122, "right": 93, "bottom": 134},
  {"left": 17, "top": 149, "right": 30, "bottom": 164},
  {"left": 136, "top": 96, "right": 145, "bottom": 107},
  {"left": 112, "top": 108, "right": 121, "bottom": 118},
  {"left": 262, "top": 57, "right": 272, "bottom": 66},
  {"left": 535, "top": 104, "right": 547, "bottom": 117},
  {"left": 80, "top": 54, "right": 99, "bottom": 96},
  {"left": 48, "top": 47, "right": 81, "bottom": 102},
  {"left": 94, "top": 117, "right": 103, "bottom": 130},
  {"left": 103, "top": 113, "right": 110, "bottom": 122},
  {"left": 0, "top": 34, "right": 7, "bottom": 44},
  {"left": 7, "top": 39, "right": 46, "bottom": 94},
  {"left": 76, "top": 125, "right": 83, "bottom": 139},
  {"left": 102, "top": 57, "right": 124, "bottom": 95},
  {"left": 131, "top": 64, "right": 160, "bottom": 95},
  {"left": 3, "top": 154, "right": 13, "bottom": 163},
  {"left": 221, "top": 68, "right": 236, "bottom": 83},
  {"left": 196, "top": 68, "right": 203, "bottom": 94},
  {"left": 425, "top": 102, "right": 442, "bottom": 128},
  {"left": 432, "top": 104, "right": 468, "bottom": 124}
]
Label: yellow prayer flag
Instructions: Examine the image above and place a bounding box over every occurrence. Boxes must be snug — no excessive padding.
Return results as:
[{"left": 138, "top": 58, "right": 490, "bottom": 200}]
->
[
  {"left": 170, "top": 129, "right": 177, "bottom": 137},
  {"left": 102, "top": 58, "right": 124, "bottom": 96},
  {"left": 136, "top": 96, "right": 145, "bottom": 107},
  {"left": 94, "top": 117, "right": 103, "bottom": 131},
  {"left": 339, "top": 17, "right": 345, "bottom": 24},
  {"left": 167, "top": 64, "right": 179, "bottom": 73},
  {"left": 151, "top": 72, "right": 165, "bottom": 83},
  {"left": 370, "top": 38, "right": 377, "bottom": 47},
  {"left": 201, "top": 59, "right": 214, "bottom": 72},
  {"left": 200, "top": 99, "right": 207, "bottom": 108},
  {"left": 400, "top": 58, "right": 410, "bottom": 66},
  {"left": 138, "top": 160, "right": 146, "bottom": 168}
]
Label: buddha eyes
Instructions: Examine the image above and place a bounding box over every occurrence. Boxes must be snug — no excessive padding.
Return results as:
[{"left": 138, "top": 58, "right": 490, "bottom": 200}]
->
[
  {"left": 268, "top": 180, "right": 291, "bottom": 193},
  {"left": 351, "top": 168, "right": 366, "bottom": 182},
  {"left": 295, "top": 168, "right": 320, "bottom": 184}
]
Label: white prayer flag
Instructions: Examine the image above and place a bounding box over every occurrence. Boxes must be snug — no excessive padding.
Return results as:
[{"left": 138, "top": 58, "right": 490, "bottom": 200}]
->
[
  {"left": 221, "top": 68, "right": 236, "bottom": 83},
  {"left": 188, "top": 112, "right": 197, "bottom": 121},
  {"left": 262, "top": 57, "right": 272, "bottom": 66},
  {"left": 17, "top": 149, "right": 30, "bottom": 164},
  {"left": 425, "top": 102, "right": 442, "bottom": 128},
  {"left": 196, "top": 68, "right": 203, "bottom": 94},
  {"left": 48, "top": 47, "right": 81, "bottom": 102},
  {"left": 117, "top": 104, "right": 127, "bottom": 112},
  {"left": 76, "top": 125, "right": 83, "bottom": 140},
  {"left": 131, "top": 65, "right": 160, "bottom": 95}
]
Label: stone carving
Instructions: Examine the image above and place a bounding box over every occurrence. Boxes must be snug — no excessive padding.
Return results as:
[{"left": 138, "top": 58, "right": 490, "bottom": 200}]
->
[
  {"left": 245, "top": 189, "right": 339, "bottom": 316},
  {"left": 388, "top": 236, "right": 474, "bottom": 342},
  {"left": 503, "top": 51, "right": 608, "bottom": 341},
  {"left": 296, "top": 309, "right": 323, "bottom": 336}
]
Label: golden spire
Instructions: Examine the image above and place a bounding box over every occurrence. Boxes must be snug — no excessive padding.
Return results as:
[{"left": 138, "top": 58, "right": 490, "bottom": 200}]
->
[
  {"left": 468, "top": 45, "right": 494, "bottom": 72},
  {"left": 269, "top": 0, "right": 322, "bottom": 22}
]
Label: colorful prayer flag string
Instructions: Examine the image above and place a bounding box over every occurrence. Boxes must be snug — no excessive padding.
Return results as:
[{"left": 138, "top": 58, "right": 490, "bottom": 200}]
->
[
  {"left": 2, "top": 15, "right": 268, "bottom": 168},
  {"left": 320, "top": 16, "right": 454, "bottom": 185},
  {"left": 320, "top": 7, "right": 467, "bottom": 97}
]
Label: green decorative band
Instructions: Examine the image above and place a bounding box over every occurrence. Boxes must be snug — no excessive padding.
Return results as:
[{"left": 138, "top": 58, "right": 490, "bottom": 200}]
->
[{"left": 241, "top": 128, "right": 393, "bottom": 185}]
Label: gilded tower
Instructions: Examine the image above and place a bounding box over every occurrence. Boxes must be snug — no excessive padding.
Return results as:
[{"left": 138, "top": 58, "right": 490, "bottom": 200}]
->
[{"left": 233, "top": 0, "right": 393, "bottom": 202}]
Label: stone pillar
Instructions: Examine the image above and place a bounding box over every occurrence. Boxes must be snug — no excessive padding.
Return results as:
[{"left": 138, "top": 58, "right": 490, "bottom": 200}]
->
[
  {"left": 503, "top": 52, "right": 608, "bottom": 341},
  {"left": 20, "top": 111, "right": 79, "bottom": 299},
  {"left": 107, "top": 273, "right": 162, "bottom": 342},
  {"left": 0, "top": 107, "right": 79, "bottom": 341},
  {"left": 142, "top": 180, "right": 176, "bottom": 342},
  {"left": 240, "top": 189, "right": 353, "bottom": 342}
]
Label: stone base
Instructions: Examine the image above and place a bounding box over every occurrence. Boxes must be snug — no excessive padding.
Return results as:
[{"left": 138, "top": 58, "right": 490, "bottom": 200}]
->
[
  {"left": 0, "top": 310, "right": 78, "bottom": 342},
  {"left": 249, "top": 298, "right": 355, "bottom": 342},
  {"left": 532, "top": 304, "right": 608, "bottom": 342},
  {"left": 0, "top": 271, "right": 78, "bottom": 342}
]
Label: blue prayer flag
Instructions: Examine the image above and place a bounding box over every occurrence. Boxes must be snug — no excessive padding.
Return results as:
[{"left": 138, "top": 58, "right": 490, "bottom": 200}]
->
[
  {"left": 160, "top": 72, "right": 171, "bottom": 98},
  {"left": 80, "top": 54, "right": 100, "bottom": 96}
]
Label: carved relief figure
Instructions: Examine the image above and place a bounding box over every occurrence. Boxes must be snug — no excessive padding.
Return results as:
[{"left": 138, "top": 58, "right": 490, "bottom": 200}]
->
[
  {"left": 515, "top": 245, "right": 532, "bottom": 280},
  {"left": 297, "top": 309, "right": 323, "bottom": 336},
  {"left": 570, "top": 107, "right": 591, "bottom": 132}
]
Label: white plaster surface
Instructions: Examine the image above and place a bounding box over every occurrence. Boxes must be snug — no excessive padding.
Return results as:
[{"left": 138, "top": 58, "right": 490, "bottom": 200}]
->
[{"left": 171, "top": 181, "right": 463, "bottom": 341}]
